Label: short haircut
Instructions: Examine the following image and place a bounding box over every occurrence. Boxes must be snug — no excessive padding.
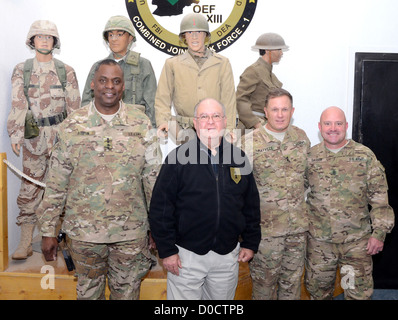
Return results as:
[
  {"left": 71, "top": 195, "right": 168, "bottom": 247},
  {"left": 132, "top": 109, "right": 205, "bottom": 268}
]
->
[
  {"left": 94, "top": 59, "right": 124, "bottom": 77},
  {"left": 194, "top": 98, "right": 226, "bottom": 117},
  {"left": 265, "top": 88, "right": 293, "bottom": 108}
]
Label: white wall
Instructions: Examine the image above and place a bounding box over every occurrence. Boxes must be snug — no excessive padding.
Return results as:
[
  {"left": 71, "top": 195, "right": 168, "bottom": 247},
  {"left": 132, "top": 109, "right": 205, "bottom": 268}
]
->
[{"left": 1, "top": 0, "right": 398, "bottom": 253}]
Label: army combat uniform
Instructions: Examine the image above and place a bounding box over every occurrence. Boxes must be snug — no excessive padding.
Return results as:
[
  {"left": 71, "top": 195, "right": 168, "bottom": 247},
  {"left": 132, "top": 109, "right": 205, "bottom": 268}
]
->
[
  {"left": 7, "top": 20, "right": 81, "bottom": 260},
  {"left": 7, "top": 59, "right": 80, "bottom": 224},
  {"left": 37, "top": 101, "right": 162, "bottom": 299},
  {"left": 236, "top": 58, "right": 282, "bottom": 129},
  {"left": 305, "top": 140, "right": 394, "bottom": 300},
  {"left": 242, "top": 124, "right": 310, "bottom": 299}
]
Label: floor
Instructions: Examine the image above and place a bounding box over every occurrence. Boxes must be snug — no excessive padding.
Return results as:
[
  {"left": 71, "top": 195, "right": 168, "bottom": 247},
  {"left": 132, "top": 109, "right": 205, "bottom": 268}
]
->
[
  {"left": 5, "top": 236, "right": 398, "bottom": 300},
  {"left": 334, "top": 289, "right": 398, "bottom": 300}
]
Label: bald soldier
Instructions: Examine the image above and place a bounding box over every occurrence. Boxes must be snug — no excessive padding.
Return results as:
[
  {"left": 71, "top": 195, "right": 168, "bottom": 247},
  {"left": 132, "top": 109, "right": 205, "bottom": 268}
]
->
[
  {"left": 37, "top": 60, "right": 161, "bottom": 300},
  {"left": 305, "top": 106, "right": 394, "bottom": 300}
]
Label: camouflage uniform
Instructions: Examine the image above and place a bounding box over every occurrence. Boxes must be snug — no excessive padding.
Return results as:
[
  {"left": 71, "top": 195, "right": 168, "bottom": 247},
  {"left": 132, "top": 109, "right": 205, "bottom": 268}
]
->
[
  {"left": 7, "top": 56, "right": 80, "bottom": 226},
  {"left": 305, "top": 140, "right": 394, "bottom": 300},
  {"left": 37, "top": 101, "right": 162, "bottom": 299},
  {"left": 242, "top": 124, "right": 310, "bottom": 299},
  {"left": 236, "top": 58, "right": 282, "bottom": 129}
]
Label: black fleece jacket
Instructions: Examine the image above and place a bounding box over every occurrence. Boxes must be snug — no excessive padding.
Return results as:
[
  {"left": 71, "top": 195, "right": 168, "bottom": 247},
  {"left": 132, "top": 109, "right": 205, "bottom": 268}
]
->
[{"left": 149, "top": 137, "right": 261, "bottom": 259}]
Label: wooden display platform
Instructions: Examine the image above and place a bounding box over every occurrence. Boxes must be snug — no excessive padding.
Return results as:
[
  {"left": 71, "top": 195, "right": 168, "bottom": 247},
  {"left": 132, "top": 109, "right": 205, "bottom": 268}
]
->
[
  {"left": 0, "top": 249, "right": 252, "bottom": 300},
  {"left": 0, "top": 248, "right": 342, "bottom": 300}
]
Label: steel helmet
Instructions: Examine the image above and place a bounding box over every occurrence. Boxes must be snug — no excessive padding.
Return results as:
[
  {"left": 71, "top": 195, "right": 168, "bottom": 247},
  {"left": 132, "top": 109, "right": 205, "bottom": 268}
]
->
[
  {"left": 26, "top": 20, "right": 61, "bottom": 50},
  {"left": 103, "top": 15, "right": 136, "bottom": 42},
  {"left": 179, "top": 13, "right": 209, "bottom": 36},
  {"left": 252, "top": 33, "right": 289, "bottom": 51}
]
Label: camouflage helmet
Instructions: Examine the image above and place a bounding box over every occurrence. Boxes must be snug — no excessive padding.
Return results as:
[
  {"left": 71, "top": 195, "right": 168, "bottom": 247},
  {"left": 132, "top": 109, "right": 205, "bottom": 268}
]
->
[
  {"left": 251, "top": 33, "right": 289, "bottom": 51},
  {"left": 179, "top": 13, "right": 209, "bottom": 36},
  {"left": 103, "top": 15, "right": 136, "bottom": 42},
  {"left": 26, "top": 20, "right": 61, "bottom": 50}
]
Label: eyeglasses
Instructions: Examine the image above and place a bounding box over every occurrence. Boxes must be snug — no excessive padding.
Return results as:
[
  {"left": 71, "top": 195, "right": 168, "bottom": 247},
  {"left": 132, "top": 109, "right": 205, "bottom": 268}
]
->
[
  {"left": 108, "top": 31, "right": 127, "bottom": 40},
  {"left": 195, "top": 113, "right": 225, "bottom": 122}
]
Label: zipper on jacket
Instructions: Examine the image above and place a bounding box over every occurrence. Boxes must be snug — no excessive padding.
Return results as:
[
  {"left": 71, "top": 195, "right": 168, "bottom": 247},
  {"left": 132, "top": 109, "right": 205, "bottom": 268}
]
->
[{"left": 202, "top": 146, "right": 221, "bottom": 248}]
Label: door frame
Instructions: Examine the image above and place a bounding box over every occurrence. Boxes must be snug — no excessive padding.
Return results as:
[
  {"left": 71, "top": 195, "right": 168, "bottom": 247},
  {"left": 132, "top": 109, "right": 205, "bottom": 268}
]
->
[{"left": 352, "top": 52, "right": 398, "bottom": 142}]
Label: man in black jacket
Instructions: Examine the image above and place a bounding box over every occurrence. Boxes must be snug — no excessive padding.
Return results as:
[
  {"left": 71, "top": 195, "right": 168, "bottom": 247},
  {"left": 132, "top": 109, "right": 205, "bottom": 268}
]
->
[{"left": 149, "top": 98, "right": 261, "bottom": 300}]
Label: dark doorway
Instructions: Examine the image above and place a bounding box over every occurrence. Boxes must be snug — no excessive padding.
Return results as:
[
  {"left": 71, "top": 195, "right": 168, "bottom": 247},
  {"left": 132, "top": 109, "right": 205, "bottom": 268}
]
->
[{"left": 353, "top": 52, "right": 398, "bottom": 288}]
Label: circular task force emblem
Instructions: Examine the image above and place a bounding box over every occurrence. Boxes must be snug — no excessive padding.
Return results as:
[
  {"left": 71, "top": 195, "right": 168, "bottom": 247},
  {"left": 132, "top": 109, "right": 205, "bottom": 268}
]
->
[{"left": 125, "top": 0, "right": 257, "bottom": 55}]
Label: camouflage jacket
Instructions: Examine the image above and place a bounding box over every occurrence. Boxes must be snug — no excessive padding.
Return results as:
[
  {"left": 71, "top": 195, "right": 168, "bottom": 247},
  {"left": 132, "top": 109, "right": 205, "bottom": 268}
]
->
[
  {"left": 7, "top": 58, "right": 81, "bottom": 155},
  {"left": 306, "top": 140, "right": 394, "bottom": 243},
  {"left": 81, "top": 50, "right": 157, "bottom": 127},
  {"left": 37, "top": 101, "right": 162, "bottom": 243},
  {"left": 236, "top": 58, "right": 282, "bottom": 128},
  {"left": 242, "top": 124, "right": 310, "bottom": 237}
]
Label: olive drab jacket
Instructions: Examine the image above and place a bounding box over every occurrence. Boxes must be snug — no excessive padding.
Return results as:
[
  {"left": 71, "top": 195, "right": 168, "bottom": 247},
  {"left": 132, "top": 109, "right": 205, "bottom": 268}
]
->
[
  {"left": 236, "top": 58, "right": 282, "bottom": 128},
  {"left": 82, "top": 50, "right": 157, "bottom": 127},
  {"left": 155, "top": 49, "right": 237, "bottom": 131}
]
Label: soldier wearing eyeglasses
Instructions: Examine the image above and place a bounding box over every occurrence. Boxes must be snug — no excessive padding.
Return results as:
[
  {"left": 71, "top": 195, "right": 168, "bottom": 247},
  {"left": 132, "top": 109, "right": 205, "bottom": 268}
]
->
[{"left": 149, "top": 98, "right": 260, "bottom": 300}]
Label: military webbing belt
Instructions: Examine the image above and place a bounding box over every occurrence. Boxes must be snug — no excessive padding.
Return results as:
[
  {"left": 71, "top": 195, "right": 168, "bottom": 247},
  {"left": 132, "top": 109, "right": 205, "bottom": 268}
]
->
[{"left": 36, "top": 110, "right": 67, "bottom": 127}]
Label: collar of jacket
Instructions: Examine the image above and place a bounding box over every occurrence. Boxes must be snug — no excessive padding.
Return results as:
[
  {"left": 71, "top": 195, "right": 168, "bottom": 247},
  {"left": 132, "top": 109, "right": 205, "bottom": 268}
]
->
[
  {"left": 260, "top": 124, "right": 298, "bottom": 143},
  {"left": 257, "top": 57, "right": 273, "bottom": 72},
  {"left": 107, "top": 50, "right": 140, "bottom": 66},
  {"left": 179, "top": 48, "right": 221, "bottom": 69},
  {"left": 87, "top": 100, "right": 128, "bottom": 127},
  {"left": 197, "top": 135, "right": 225, "bottom": 157},
  {"left": 319, "top": 139, "right": 354, "bottom": 156}
]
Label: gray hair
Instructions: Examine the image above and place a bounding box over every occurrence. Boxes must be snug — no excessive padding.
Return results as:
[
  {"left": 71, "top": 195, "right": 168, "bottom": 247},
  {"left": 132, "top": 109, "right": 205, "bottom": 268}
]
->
[{"left": 194, "top": 98, "right": 226, "bottom": 117}]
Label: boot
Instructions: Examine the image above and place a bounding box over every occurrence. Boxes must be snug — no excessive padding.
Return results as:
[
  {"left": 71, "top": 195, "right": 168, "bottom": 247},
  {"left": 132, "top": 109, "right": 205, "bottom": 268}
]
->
[{"left": 12, "top": 223, "right": 35, "bottom": 260}]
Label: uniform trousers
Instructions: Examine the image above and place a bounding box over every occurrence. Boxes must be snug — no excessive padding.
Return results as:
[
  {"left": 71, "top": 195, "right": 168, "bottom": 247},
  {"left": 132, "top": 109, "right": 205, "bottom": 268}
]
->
[
  {"left": 167, "top": 244, "right": 240, "bottom": 300},
  {"left": 305, "top": 234, "right": 373, "bottom": 300},
  {"left": 250, "top": 232, "right": 307, "bottom": 300},
  {"left": 17, "top": 145, "right": 49, "bottom": 225},
  {"left": 69, "top": 237, "right": 152, "bottom": 300}
]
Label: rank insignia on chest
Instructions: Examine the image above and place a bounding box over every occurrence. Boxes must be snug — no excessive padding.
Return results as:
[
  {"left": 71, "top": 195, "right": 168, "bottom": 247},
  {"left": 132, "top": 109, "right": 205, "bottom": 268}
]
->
[
  {"left": 230, "top": 167, "right": 241, "bottom": 184},
  {"left": 104, "top": 137, "right": 112, "bottom": 151}
]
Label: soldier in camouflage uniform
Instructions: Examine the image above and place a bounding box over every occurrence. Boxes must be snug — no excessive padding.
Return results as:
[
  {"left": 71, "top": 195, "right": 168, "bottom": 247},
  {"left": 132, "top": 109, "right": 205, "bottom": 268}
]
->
[
  {"left": 305, "top": 106, "right": 394, "bottom": 300},
  {"left": 241, "top": 88, "right": 310, "bottom": 299},
  {"left": 81, "top": 15, "right": 157, "bottom": 127},
  {"left": 7, "top": 20, "right": 81, "bottom": 260},
  {"left": 37, "top": 60, "right": 161, "bottom": 300}
]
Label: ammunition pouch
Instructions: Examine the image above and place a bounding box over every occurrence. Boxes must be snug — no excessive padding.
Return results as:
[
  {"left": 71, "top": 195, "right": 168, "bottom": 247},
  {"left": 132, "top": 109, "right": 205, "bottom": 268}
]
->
[
  {"left": 24, "top": 109, "right": 40, "bottom": 139},
  {"left": 24, "top": 109, "right": 67, "bottom": 139}
]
